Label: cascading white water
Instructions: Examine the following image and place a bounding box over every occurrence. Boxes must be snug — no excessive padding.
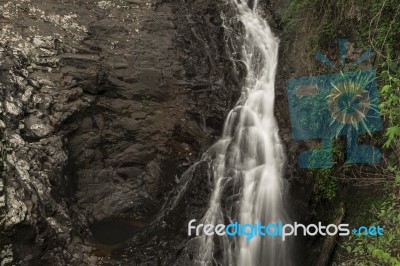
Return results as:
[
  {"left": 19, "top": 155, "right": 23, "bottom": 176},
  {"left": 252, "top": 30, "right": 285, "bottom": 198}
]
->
[{"left": 194, "top": 0, "right": 291, "bottom": 265}]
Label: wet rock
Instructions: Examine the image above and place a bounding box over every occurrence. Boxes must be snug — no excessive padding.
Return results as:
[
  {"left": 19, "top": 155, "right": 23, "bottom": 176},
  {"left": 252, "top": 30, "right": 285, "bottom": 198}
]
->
[{"left": 0, "top": 0, "right": 242, "bottom": 265}]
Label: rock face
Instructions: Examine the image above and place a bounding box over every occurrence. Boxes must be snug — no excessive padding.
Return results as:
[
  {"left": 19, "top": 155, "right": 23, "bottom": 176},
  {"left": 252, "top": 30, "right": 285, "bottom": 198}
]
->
[{"left": 0, "top": 0, "right": 243, "bottom": 265}]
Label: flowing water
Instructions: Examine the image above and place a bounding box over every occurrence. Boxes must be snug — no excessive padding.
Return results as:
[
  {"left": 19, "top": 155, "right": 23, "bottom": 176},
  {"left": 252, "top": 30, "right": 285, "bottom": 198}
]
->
[
  {"left": 160, "top": 0, "right": 291, "bottom": 265},
  {"left": 194, "top": 0, "right": 291, "bottom": 265}
]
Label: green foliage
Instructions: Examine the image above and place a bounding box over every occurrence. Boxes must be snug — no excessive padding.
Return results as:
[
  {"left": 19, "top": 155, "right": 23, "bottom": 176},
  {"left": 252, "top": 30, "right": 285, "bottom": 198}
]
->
[
  {"left": 284, "top": 0, "right": 400, "bottom": 264},
  {"left": 282, "top": 0, "right": 310, "bottom": 28},
  {"left": 384, "top": 126, "right": 400, "bottom": 148},
  {"left": 387, "top": 165, "right": 400, "bottom": 187},
  {"left": 308, "top": 142, "right": 345, "bottom": 201},
  {"left": 312, "top": 168, "right": 337, "bottom": 201},
  {"left": 341, "top": 194, "right": 400, "bottom": 265},
  {"left": 363, "top": 0, "right": 400, "bottom": 58},
  {"left": 380, "top": 62, "right": 400, "bottom": 149},
  {"left": 284, "top": 0, "right": 400, "bottom": 57}
]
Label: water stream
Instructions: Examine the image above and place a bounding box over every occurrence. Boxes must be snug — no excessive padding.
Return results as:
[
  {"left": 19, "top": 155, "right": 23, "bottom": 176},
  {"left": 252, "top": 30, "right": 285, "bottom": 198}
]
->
[{"left": 194, "top": 0, "right": 291, "bottom": 265}]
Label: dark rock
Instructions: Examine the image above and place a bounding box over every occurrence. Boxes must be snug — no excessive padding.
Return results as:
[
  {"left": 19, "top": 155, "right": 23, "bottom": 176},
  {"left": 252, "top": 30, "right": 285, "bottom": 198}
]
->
[{"left": 0, "top": 0, "right": 242, "bottom": 265}]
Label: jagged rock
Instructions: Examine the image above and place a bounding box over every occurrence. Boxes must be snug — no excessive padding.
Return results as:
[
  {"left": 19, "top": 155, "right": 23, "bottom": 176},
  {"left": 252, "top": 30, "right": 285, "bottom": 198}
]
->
[{"left": 25, "top": 114, "right": 53, "bottom": 138}]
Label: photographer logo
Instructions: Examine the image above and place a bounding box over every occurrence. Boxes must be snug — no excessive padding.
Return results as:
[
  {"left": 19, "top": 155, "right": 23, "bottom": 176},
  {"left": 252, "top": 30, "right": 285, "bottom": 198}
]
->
[{"left": 286, "top": 39, "right": 382, "bottom": 168}]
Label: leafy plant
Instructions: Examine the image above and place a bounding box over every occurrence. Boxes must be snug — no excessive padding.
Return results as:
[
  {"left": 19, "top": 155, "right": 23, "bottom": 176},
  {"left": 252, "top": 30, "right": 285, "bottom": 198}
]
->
[
  {"left": 341, "top": 193, "right": 400, "bottom": 265},
  {"left": 380, "top": 64, "right": 400, "bottom": 149},
  {"left": 313, "top": 168, "right": 337, "bottom": 201}
]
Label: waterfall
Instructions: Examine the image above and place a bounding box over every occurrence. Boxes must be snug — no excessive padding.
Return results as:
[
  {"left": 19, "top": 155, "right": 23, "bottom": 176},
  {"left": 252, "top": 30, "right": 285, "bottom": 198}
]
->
[{"left": 193, "top": 0, "right": 291, "bottom": 265}]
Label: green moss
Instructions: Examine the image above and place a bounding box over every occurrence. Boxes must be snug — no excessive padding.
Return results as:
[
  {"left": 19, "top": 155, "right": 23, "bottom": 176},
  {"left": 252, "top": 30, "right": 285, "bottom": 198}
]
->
[{"left": 141, "top": 94, "right": 153, "bottom": 109}]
